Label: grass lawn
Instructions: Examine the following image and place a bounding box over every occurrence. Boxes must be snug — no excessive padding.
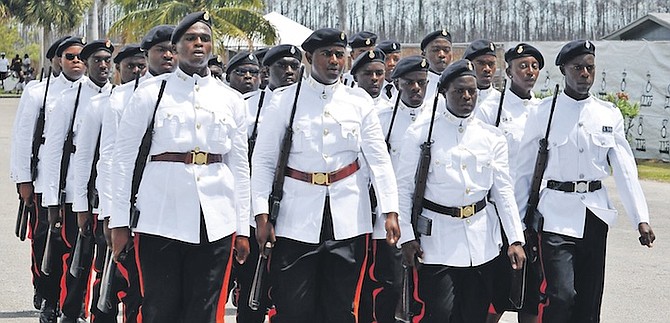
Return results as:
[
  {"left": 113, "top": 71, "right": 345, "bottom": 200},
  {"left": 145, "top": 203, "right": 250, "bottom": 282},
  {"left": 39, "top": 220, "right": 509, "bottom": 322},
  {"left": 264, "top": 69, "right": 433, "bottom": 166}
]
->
[{"left": 637, "top": 159, "right": 670, "bottom": 183}]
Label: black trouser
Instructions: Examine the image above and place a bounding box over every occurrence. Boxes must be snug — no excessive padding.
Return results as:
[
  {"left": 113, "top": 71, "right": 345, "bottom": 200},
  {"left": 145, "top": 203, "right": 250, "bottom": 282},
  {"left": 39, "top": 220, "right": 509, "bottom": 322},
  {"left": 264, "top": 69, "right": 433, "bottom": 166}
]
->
[
  {"left": 490, "top": 238, "right": 543, "bottom": 315},
  {"left": 415, "top": 261, "right": 495, "bottom": 323},
  {"left": 60, "top": 203, "right": 95, "bottom": 319},
  {"left": 359, "top": 239, "right": 403, "bottom": 323},
  {"left": 31, "top": 193, "right": 63, "bottom": 306},
  {"left": 136, "top": 232, "right": 234, "bottom": 323},
  {"left": 234, "top": 226, "right": 269, "bottom": 323},
  {"left": 270, "top": 198, "right": 368, "bottom": 323},
  {"left": 538, "top": 210, "right": 608, "bottom": 323}
]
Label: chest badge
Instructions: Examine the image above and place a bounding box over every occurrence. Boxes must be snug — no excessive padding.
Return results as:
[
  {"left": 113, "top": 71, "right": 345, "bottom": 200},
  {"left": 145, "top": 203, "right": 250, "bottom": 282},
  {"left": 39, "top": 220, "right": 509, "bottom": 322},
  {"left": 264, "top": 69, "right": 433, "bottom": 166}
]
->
[{"left": 602, "top": 126, "right": 613, "bottom": 133}]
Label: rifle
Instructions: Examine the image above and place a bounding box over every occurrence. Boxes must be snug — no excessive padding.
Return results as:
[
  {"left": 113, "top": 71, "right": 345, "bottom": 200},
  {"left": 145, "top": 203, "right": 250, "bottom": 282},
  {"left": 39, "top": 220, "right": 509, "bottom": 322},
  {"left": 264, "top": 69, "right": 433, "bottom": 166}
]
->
[
  {"left": 133, "top": 71, "right": 141, "bottom": 91},
  {"left": 524, "top": 84, "right": 560, "bottom": 263},
  {"left": 248, "top": 241, "right": 272, "bottom": 310},
  {"left": 30, "top": 66, "right": 51, "bottom": 181},
  {"left": 494, "top": 79, "right": 507, "bottom": 127},
  {"left": 268, "top": 66, "right": 304, "bottom": 224},
  {"left": 248, "top": 67, "right": 304, "bottom": 309},
  {"left": 129, "top": 80, "right": 167, "bottom": 228},
  {"left": 14, "top": 196, "right": 23, "bottom": 238},
  {"left": 248, "top": 90, "right": 267, "bottom": 162},
  {"left": 69, "top": 223, "right": 92, "bottom": 278},
  {"left": 396, "top": 84, "right": 441, "bottom": 322},
  {"left": 42, "top": 82, "right": 83, "bottom": 275},
  {"left": 97, "top": 246, "right": 127, "bottom": 313}
]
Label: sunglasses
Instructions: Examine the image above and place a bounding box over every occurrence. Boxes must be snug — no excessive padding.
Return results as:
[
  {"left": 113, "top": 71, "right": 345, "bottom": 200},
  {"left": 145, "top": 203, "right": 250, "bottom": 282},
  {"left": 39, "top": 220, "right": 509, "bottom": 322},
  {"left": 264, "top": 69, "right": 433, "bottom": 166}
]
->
[
  {"left": 233, "top": 68, "right": 260, "bottom": 76},
  {"left": 64, "top": 53, "right": 81, "bottom": 61}
]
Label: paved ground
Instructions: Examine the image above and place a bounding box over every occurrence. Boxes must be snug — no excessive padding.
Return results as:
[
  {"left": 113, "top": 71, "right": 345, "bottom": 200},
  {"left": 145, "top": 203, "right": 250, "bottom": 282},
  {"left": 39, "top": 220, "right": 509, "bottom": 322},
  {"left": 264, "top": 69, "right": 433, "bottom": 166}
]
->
[{"left": 0, "top": 97, "right": 668, "bottom": 322}]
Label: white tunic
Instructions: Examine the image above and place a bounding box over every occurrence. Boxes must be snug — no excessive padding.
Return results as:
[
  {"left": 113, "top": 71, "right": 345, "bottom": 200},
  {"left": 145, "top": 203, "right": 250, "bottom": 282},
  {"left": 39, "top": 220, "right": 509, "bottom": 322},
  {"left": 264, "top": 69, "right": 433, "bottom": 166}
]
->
[
  {"left": 514, "top": 92, "right": 650, "bottom": 238},
  {"left": 396, "top": 107, "right": 524, "bottom": 267},
  {"left": 110, "top": 69, "right": 250, "bottom": 243},
  {"left": 251, "top": 76, "right": 399, "bottom": 244},
  {"left": 475, "top": 86, "right": 502, "bottom": 111}
]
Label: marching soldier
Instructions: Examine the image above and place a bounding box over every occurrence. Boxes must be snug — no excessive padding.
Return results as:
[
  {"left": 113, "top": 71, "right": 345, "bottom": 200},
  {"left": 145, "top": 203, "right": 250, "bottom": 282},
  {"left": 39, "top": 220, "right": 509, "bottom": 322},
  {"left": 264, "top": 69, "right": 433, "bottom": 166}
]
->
[
  {"left": 10, "top": 35, "right": 82, "bottom": 323},
  {"left": 234, "top": 43, "right": 304, "bottom": 323},
  {"left": 251, "top": 28, "right": 400, "bottom": 323},
  {"left": 376, "top": 40, "right": 402, "bottom": 101},
  {"left": 362, "top": 55, "right": 432, "bottom": 323},
  {"left": 421, "top": 29, "right": 453, "bottom": 100},
  {"left": 110, "top": 11, "right": 250, "bottom": 322},
  {"left": 397, "top": 60, "right": 526, "bottom": 322},
  {"left": 226, "top": 51, "right": 261, "bottom": 97},
  {"left": 254, "top": 48, "right": 270, "bottom": 89},
  {"left": 43, "top": 39, "right": 115, "bottom": 323},
  {"left": 72, "top": 43, "right": 146, "bottom": 322},
  {"left": 475, "top": 43, "right": 545, "bottom": 323},
  {"left": 342, "top": 31, "right": 377, "bottom": 87},
  {"left": 350, "top": 48, "right": 389, "bottom": 111},
  {"left": 514, "top": 40, "right": 656, "bottom": 323},
  {"left": 208, "top": 55, "right": 224, "bottom": 80},
  {"left": 462, "top": 39, "right": 501, "bottom": 109},
  {"left": 100, "top": 25, "right": 176, "bottom": 322}
]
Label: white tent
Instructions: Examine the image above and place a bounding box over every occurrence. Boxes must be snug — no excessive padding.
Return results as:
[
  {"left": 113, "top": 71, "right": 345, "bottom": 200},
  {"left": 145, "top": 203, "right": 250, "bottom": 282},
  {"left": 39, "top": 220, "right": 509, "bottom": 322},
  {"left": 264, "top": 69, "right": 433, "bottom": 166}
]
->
[{"left": 220, "top": 11, "right": 313, "bottom": 50}]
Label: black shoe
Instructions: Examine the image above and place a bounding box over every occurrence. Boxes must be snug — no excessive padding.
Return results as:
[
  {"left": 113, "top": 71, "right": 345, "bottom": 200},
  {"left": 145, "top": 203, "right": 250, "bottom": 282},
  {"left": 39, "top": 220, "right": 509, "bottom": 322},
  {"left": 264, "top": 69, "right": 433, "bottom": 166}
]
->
[
  {"left": 39, "top": 300, "right": 59, "bottom": 323},
  {"left": 33, "top": 288, "right": 43, "bottom": 310}
]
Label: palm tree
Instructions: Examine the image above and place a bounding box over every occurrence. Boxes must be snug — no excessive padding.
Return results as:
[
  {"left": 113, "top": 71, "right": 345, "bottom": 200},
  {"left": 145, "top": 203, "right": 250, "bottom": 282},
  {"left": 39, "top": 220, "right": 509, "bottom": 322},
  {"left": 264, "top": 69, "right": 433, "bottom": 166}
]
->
[{"left": 109, "top": 0, "right": 277, "bottom": 48}]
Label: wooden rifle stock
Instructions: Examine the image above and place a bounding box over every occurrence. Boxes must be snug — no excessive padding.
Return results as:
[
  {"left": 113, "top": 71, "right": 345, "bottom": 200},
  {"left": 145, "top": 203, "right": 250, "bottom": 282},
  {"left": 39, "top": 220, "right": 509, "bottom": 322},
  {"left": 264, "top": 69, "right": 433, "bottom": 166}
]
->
[{"left": 524, "top": 84, "right": 559, "bottom": 262}]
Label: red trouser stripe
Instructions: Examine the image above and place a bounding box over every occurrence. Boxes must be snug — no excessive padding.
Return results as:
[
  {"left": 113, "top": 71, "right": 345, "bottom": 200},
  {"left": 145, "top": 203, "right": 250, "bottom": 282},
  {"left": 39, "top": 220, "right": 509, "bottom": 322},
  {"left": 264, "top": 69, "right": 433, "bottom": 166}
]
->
[
  {"left": 537, "top": 232, "right": 549, "bottom": 322},
  {"left": 411, "top": 267, "right": 426, "bottom": 323},
  {"left": 352, "top": 234, "right": 370, "bottom": 322},
  {"left": 216, "top": 234, "right": 236, "bottom": 323},
  {"left": 59, "top": 253, "right": 70, "bottom": 306}
]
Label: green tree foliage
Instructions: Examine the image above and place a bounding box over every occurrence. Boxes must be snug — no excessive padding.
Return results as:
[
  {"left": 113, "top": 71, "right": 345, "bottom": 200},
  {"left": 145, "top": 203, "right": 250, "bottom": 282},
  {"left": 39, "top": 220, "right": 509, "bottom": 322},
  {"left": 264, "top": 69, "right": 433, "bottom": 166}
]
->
[
  {"left": 605, "top": 91, "right": 640, "bottom": 142},
  {"left": 110, "top": 0, "right": 277, "bottom": 48}
]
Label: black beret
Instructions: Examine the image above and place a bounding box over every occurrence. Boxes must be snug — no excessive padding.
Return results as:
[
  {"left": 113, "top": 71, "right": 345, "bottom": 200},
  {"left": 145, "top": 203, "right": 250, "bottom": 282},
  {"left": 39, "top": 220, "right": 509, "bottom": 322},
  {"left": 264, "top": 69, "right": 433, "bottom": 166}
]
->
[
  {"left": 505, "top": 43, "right": 545, "bottom": 70},
  {"left": 390, "top": 55, "right": 429, "bottom": 79},
  {"left": 253, "top": 48, "right": 269, "bottom": 62},
  {"left": 555, "top": 40, "right": 595, "bottom": 66},
  {"left": 263, "top": 44, "right": 303, "bottom": 67},
  {"left": 80, "top": 39, "right": 114, "bottom": 61},
  {"left": 226, "top": 51, "right": 259, "bottom": 75},
  {"left": 208, "top": 55, "right": 224, "bottom": 67},
  {"left": 301, "top": 28, "right": 347, "bottom": 53},
  {"left": 463, "top": 39, "right": 496, "bottom": 60},
  {"left": 350, "top": 49, "right": 386, "bottom": 76},
  {"left": 56, "top": 37, "right": 85, "bottom": 57},
  {"left": 141, "top": 25, "right": 175, "bottom": 51},
  {"left": 113, "top": 44, "right": 142, "bottom": 64},
  {"left": 420, "top": 29, "right": 452, "bottom": 51},
  {"left": 171, "top": 11, "right": 212, "bottom": 44},
  {"left": 47, "top": 36, "right": 71, "bottom": 59},
  {"left": 376, "top": 40, "right": 401, "bottom": 54},
  {"left": 349, "top": 31, "right": 377, "bottom": 48},
  {"left": 438, "top": 59, "right": 477, "bottom": 90}
]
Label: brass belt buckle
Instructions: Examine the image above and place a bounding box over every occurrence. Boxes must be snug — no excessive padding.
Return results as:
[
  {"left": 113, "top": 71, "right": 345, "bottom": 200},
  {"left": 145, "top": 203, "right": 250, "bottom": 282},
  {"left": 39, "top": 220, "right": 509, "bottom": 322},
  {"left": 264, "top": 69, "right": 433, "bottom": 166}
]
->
[
  {"left": 459, "top": 204, "right": 476, "bottom": 218},
  {"left": 575, "top": 181, "right": 588, "bottom": 193},
  {"left": 191, "top": 151, "right": 208, "bottom": 165},
  {"left": 312, "top": 172, "right": 330, "bottom": 185}
]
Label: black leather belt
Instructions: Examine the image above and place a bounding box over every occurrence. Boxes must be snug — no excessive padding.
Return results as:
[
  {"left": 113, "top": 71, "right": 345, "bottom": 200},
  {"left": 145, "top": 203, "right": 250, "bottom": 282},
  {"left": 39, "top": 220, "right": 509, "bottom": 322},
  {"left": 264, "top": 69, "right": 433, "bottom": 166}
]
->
[
  {"left": 422, "top": 198, "right": 487, "bottom": 219},
  {"left": 546, "top": 180, "right": 602, "bottom": 193}
]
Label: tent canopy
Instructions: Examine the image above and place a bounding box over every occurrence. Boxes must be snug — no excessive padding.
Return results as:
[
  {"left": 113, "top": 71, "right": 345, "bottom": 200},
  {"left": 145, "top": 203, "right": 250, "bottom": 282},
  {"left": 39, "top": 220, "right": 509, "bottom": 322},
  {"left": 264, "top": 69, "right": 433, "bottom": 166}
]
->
[{"left": 220, "top": 11, "right": 313, "bottom": 50}]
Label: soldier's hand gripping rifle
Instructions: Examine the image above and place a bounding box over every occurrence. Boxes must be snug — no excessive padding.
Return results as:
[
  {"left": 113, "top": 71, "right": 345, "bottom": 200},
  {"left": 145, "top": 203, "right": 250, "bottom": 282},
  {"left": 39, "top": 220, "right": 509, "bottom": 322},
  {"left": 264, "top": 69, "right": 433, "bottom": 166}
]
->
[
  {"left": 42, "top": 82, "right": 83, "bottom": 275},
  {"left": 97, "top": 246, "right": 128, "bottom": 313},
  {"left": 249, "top": 66, "right": 304, "bottom": 310},
  {"left": 396, "top": 84, "right": 441, "bottom": 322},
  {"left": 524, "top": 84, "right": 559, "bottom": 263}
]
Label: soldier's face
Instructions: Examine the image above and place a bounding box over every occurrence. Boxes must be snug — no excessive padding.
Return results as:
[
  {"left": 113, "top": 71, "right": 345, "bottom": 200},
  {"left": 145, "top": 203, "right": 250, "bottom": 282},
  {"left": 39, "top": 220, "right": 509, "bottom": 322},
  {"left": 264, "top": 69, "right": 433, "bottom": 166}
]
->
[
  {"left": 354, "top": 61, "right": 385, "bottom": 98},
  {"left": 147, "top": 41, "right": 175, "bottom": 75},
  {"left": 60, "top": 45, "right": 86, "bottom": 79},
  {"left": 444, "top": 75, "right": 477, "bottom": 117},
  {"left": 507, "top": 56, "right": 540, "bottom": 94},
  {"left": 307, "top": 45, "right": 345, "bottom": 84},
  {"left": 259, "top": 66, "right": 269, "bottom": 89},
  {"left": 395, "top": 71, "right": 429, "bottom": 107},
  {"left": 118, "top": 55, "right": 146, "bottom": 84},
  {"left": 384, "top": 52, "right": 401, "bottom": 82},
  {"left": 472, "top": 54, "right": 497, "bottom": 89},
  {"left": 424, "top": 38, "right": 452, "bottom": 73},
  {"left": 561, "top": 54, "right": 595, "bottom": 98},
  {"left": 228, "top": 63, "right": 260, "bottom": 94},
  {"left": 268, "top": 57, "right": 301, "bottom": 90},
  {"left": 351, "top": 46, "right": 374, "bottom": 61},
  {"left": 175, "top": 22, "right": 212, "bottom": 72},
  {"left": 86, "top": 50, "right": 112, "bottom": 85}
]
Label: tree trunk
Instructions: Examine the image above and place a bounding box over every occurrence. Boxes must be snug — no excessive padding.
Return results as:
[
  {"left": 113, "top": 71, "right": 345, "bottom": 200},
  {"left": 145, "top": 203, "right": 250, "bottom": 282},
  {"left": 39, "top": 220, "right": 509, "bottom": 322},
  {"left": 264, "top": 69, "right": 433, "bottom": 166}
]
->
[
  {"left": 337, "top": 0, "right": 347, "bottom": 33},
  {"left": 87, "top": 0, "right": 99, "bottom": 40}
]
